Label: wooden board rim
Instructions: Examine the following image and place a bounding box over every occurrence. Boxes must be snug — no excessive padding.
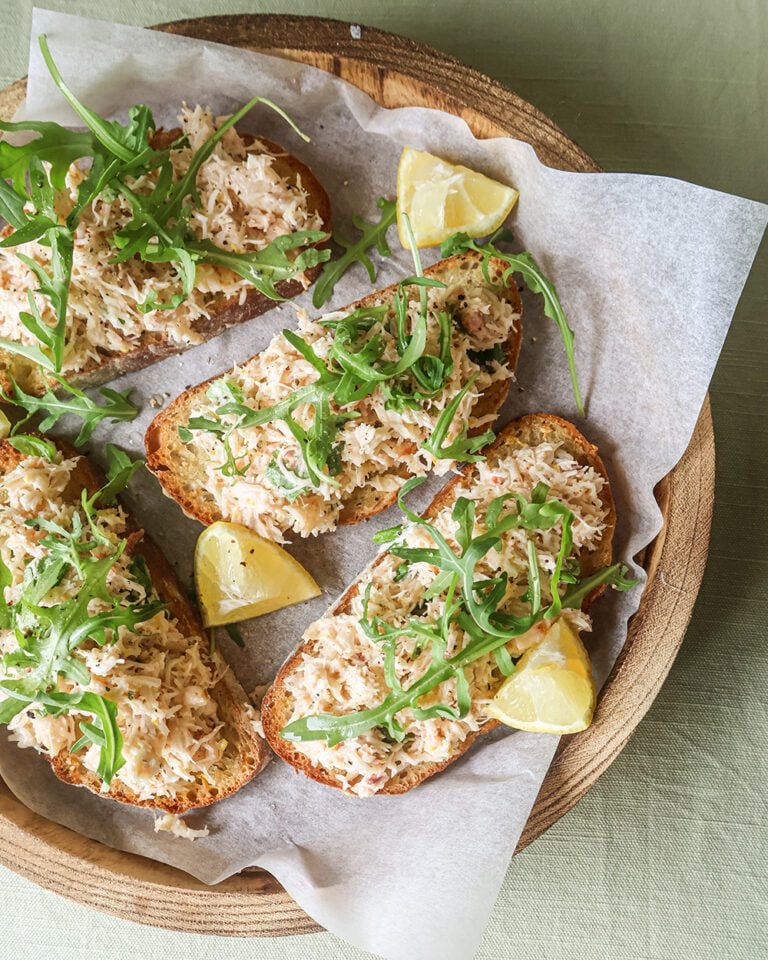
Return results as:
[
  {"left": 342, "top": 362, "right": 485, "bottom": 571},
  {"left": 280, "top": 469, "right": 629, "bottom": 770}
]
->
[{"left": 0, "top": 13, "right": 715, "bottom": 938}]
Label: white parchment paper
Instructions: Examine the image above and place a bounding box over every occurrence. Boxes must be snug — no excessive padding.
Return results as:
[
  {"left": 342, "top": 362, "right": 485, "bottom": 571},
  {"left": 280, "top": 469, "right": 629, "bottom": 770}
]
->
[{"left": 1, "top": 9, "right": 766, "bottom": 960}]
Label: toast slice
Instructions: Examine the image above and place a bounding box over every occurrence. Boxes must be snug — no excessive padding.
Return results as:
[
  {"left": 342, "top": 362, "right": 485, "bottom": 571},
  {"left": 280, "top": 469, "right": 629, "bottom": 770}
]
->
[
  {"left": 260, "top": 413, "right": 616, "bottom": 796},
  {"left": 0, "top": 439, "right": 270, "bottom": 812},
  {"left": 0, "top": 122, "right": 331, "bottom": 396},
  {"left": 145, "top": 251, "right": 523, "bottom": 541}
]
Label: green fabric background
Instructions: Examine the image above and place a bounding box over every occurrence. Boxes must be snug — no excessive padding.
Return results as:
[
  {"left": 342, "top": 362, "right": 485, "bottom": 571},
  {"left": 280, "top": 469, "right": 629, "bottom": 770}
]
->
[{"left": 1, "top": 2, "right": 766, "bottom": 958}]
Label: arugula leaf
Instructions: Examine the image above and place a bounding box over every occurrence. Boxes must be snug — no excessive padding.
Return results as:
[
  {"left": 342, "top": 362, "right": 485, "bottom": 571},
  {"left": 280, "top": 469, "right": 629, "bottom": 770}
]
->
[
  {"left": 372, "top": 523, "right": 405, "bottom": 545},
  {"left": 17, "top": 233, "right": 73, "bottom": 372},
  {"left": 186, "top": 307, "right": 390, "bottom": 489},
  {"left": 312, "top": 197, "right": 396, "bottom": 308},
  {"left": 67, "top": 691, "right": 123, "bottom": 783},
  {"left": 0, "top": 337, "right": 57, "bottom": 372},
  {"left": 441, "top": 230, "right": 584, "bottom": 416},
  {"left": 188, "top": 231, "right": 330, "bottom": 301},
  {"left": 393, "top": 562, "right": 410, "bottom": 583},
  {"left": 207, "top": 377, "right": 245, "bottom": 407},
  {"left": 393, "top": 479, "right": 581, "bottom": 637},
  {"left": 0, "top": 177, "right": 29, "bottom": 229},
  {"left": 1, "top": 375, "right": 138, "bottom": 446},
  {"left": 562, "top": 562, "right": 640, "bottom": 608},
  {"left": 0, "top": 118, "right": 95, "bottom": 193},
  {"left": 0, "top": 151, "right": 75, "bottom": 371},
  {"left": 94, "top": 445, "right": 145, "bottom": 506},
  {"left": 0, "top": 681, "right": 126, "bottom": 785},
  {"left": 186, "top": 412, "right": 248, "bottom": 478},
  {"left": 0, "top": 694, "right": 25, "bottom": 724},
  {"left": 224, "top": 624, "right": 245, "bottom": 649},
  {"left": 420, "top": 374, "right": 495, "bottom": 464},
  {"left": 0, "top": 556, "right": 12, "bottom": 630},
  {"left": 280, "top": 608, "right": 505, "bottom": 746},
  {"left": 7, "top": 434, "right": 57, "bottom": 461},
  {"left": 39, "top": 36, "right": 154, "bottom": 164},
  {"left": 134, "top": 243, "right": 196, "bottom": 314},
  {"left": 328, "top": 278, "right": 444, "bottom": 384},
  {"left": 265, "top": 452, "right": 312, "bottom": 502},
  {"left": 0, "top": 213, "right": 56, "bottom": 248}
]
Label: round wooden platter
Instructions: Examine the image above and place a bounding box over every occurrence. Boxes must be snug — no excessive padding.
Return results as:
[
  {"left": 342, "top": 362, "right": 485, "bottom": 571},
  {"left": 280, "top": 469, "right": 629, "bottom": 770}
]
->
[{"left": 0, "top": 14, "right": 715, "bottom": 938}]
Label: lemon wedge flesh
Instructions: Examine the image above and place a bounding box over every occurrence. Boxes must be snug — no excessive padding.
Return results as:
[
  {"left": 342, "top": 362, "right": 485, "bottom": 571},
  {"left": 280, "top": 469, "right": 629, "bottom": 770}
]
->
[
  {"left": 485, "top": 619, "right": 596, "bottom": 734},
  {"left": 397, "top": 146, "right": 518, "bottom": 249},
  {"left": 194, "top": 521, "right": 321, "bottom": 626},
  {"left": 0, "top": 410, "right": 10, "bottom": 440}
]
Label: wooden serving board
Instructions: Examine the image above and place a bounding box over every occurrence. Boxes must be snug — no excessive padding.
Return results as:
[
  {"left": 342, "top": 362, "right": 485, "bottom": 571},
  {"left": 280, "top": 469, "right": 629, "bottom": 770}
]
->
[{"left": 0, "top": 14, "right": 715, "bottom": 938}]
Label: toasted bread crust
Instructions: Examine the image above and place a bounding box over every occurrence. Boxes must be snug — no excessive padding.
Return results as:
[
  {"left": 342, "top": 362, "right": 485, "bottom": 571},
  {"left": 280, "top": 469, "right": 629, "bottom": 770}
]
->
[
  {"left": 0, "top": 439, "right": 270, "bottom": 813},
  {"left": 260, "top": 414, "right": 616, "bottom": 796},
  {"left": 0, "top": 134, "right": 331, "bottom": 395},
  {"left": 144, "top": 251, "right": 523, "bottom": 531}
]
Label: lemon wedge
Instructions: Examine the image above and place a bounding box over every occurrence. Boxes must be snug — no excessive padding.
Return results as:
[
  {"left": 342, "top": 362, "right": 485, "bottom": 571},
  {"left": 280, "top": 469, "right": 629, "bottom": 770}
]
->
[
  {"left": 0, "top": 410, "right": 10, "bottom": 440},
  {"left": 485, "top": 619, "right": 596, "bottom": 734},
  {"left": 396, "top": 146, "right": 518, "bottom": 249},
  {"left": 194, "top": 521, "right": 321, "bottom": 626}
]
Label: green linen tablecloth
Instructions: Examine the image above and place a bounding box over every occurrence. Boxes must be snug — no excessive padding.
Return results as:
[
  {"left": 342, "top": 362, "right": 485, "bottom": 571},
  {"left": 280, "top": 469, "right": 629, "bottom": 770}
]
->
[{"left": 1, "top": 2, "right": 765, "bottom": 958}]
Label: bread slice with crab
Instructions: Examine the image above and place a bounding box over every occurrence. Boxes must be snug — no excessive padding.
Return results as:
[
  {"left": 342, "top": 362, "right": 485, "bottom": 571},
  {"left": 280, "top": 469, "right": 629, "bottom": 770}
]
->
[
  {"left": 260, "top": 413, "right": 616, "bottom": 796},
  {"left": 145, "top": 250, "right": 523, "bottom": 539},
  {"left": 0, "top": 438, "right": 269, "bottom": 812},
  {"left": 0, "top": 126, "right": 331, "bottom": 396}
]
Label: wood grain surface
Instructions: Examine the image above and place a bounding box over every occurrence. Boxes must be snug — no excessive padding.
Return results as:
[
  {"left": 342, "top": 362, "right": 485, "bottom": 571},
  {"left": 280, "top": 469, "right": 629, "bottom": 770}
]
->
[{"left": 0, "top": 13, "right": 715, "bottom": 937}]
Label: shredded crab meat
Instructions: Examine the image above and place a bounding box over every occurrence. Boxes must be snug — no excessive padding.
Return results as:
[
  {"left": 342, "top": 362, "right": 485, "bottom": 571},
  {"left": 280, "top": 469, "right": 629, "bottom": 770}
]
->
[
  {"left": 154, "top": 813, "right": 210, "bottom": 840},
  {"left": 282, "top": 442, "right": 609, "bottom": 797},
  {"left": 0, "top": 105, "right": 323, "bottom": 376},
  {"left": 188, "top": 268, "right": 520, "bottom": 541},
  {"left": 0, "top": 453, "right": 236, "bottom": 803}
]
